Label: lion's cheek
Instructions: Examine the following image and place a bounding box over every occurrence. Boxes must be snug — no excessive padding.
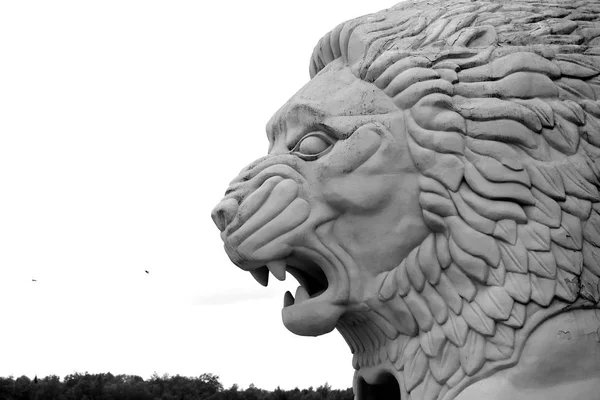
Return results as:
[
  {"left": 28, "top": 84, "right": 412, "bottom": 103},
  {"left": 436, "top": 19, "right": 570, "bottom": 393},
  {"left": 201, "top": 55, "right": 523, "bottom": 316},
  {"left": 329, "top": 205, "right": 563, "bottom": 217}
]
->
[
  {"left": 312, "top": 126, "right": 395, "bottom": 211},
  {"left": 321, "top": 176, "right": 397, "bottom": 212}
]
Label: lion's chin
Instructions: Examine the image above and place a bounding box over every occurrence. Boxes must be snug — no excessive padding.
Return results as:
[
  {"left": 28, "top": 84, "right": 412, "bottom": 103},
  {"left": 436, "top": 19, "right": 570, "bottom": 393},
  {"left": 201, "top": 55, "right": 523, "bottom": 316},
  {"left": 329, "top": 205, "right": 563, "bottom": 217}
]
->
[{"left": 281, "top": 291, "right": 345, "bottom": 336}]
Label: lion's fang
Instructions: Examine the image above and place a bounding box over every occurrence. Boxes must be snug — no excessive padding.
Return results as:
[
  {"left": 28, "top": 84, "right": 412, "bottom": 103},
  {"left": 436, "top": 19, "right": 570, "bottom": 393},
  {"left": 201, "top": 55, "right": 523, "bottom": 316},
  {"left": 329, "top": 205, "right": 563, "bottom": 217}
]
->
[
  {"left": 250, "top": 266, "right": 269, "bottom": 287},
  {"left": 284, "top": 291, "right": 294, "bottom": 307},
  {"left": 267, "top": 259, "right": 286, "bottom": 281}
]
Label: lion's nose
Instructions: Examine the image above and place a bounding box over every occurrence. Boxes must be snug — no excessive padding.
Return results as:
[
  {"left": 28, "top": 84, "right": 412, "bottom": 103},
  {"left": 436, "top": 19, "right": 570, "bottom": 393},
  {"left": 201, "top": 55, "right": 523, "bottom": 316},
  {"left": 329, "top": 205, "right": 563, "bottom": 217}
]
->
[{"left": 211, "top": 198, "right": 239, "bottom": 232}]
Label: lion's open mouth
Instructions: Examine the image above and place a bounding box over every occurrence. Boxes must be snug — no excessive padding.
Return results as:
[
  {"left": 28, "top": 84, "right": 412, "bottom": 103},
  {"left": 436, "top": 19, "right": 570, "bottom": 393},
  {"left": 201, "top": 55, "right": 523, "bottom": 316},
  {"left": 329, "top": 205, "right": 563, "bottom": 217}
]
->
[
  {"left": 244, "top": 247, "right": 346, "bottom": 336},
  {"left": 249, "top": 252, "right": 329, "bottom": 305},
  {"left": 285, "top": 254, "right": 329, "bottom": 303}
]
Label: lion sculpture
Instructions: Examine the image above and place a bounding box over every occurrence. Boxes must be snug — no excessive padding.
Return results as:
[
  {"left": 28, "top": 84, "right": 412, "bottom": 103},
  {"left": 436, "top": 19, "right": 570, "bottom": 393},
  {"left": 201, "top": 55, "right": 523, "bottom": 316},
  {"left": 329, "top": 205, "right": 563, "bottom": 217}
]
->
[{"left": 211, "top": 0, "right": 600, "bottom": 399}]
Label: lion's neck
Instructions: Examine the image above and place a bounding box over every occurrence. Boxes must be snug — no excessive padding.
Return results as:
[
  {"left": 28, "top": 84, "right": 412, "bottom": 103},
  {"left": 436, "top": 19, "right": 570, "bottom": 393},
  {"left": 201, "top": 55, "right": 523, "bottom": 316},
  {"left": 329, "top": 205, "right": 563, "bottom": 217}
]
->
[{"left": 337, "top": 273, "right": 600, "bottom": 400}]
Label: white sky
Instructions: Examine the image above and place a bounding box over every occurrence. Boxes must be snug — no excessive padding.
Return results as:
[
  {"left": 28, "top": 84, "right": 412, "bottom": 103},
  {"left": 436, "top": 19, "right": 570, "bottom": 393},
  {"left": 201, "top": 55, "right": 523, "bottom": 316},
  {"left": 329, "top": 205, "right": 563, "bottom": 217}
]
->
[{"left": 0, "top": 0, "right": 396, "bottom": 391}]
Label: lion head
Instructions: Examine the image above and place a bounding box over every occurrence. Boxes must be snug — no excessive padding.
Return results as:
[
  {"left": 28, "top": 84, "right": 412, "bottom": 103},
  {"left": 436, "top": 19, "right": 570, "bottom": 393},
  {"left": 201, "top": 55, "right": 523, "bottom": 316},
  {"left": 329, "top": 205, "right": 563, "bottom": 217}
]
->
[{"left": 212, "top": 1, "right": 600, "bottom": 399}]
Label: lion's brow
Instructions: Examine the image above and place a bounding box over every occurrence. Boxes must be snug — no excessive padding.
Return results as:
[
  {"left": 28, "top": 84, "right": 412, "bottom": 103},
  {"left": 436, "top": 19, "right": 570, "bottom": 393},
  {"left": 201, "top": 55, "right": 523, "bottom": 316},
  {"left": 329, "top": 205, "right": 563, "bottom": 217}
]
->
[{"left": 267, "top": 102, "right": 328, "bottom": 144}]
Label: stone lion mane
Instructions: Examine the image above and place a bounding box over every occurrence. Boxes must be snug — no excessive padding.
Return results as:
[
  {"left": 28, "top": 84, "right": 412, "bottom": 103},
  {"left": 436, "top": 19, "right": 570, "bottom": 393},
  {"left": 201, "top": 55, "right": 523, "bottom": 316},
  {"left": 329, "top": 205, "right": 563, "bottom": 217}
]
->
[{"left": 310, "top": 1, "right": 600, "bottom": 399}]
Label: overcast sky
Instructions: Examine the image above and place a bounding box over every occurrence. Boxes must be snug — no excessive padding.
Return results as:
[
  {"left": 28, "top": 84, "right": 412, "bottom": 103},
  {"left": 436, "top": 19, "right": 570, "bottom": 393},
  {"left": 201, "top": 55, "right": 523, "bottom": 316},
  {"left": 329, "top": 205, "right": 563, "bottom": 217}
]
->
[{"left": 0, "top": 0, "right": 396, "bottom": 391}]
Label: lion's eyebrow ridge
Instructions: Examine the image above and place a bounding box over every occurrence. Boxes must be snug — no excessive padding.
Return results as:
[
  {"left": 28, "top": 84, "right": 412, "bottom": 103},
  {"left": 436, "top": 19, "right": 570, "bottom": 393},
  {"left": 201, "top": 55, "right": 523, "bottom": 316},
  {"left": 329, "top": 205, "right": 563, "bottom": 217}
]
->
[{"left": 267, "top": 101, "right": 329, "bottom": 145}]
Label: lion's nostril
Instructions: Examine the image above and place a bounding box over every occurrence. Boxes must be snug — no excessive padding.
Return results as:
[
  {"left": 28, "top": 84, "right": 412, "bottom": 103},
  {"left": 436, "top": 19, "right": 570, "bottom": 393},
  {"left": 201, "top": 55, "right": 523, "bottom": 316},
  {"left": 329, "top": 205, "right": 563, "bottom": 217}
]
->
[{"left": 211, "top": 197, "right": 239, "bottom": 232}]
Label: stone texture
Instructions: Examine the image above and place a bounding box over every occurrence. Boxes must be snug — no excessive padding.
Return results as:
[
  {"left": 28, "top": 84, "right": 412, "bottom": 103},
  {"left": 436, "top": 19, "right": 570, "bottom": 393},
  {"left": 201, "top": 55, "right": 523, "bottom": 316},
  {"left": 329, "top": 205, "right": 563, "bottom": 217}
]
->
[{"left": 212, "top": 0, "right": 600, "bottom": 398}]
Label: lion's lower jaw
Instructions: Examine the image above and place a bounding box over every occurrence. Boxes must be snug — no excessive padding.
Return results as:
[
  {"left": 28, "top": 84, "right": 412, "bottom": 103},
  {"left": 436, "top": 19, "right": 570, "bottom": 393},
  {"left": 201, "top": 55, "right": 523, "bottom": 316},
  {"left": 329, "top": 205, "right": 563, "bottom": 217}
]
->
[
  {"left": 338, "top": 294, "right": 600, "bottom": 400},
  {"left": 282, "top": 296, "right": 345, "bottom": 336}
]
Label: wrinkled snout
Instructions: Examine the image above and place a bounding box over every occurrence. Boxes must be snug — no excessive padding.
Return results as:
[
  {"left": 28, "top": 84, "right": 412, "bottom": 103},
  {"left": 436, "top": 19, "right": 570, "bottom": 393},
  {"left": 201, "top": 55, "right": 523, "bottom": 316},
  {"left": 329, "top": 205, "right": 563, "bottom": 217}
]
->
[
  {"left": 211, "top": 157, "right": 267, "bottom": 233},
  {"left": 211, "top": 155, "right": 314, "bottom": 268}
]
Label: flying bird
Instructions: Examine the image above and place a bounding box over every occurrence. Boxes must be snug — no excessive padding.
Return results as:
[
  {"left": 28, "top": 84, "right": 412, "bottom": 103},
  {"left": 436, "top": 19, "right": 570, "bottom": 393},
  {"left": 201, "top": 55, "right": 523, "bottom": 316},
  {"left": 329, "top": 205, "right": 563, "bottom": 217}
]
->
[
  {"left": 32, "top": 279, "right": 37, "bottom": 282},
  {"left": 145, "top": 270, "right": 149, "bottom": 274}
]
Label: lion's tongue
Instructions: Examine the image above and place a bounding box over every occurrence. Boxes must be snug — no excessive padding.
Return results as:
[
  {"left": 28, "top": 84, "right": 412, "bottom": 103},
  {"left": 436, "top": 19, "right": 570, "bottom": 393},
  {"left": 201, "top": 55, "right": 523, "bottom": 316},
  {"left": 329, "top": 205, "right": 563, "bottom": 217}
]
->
[{"left": 281, "top": 289, "right": 344, "bottom": 336}]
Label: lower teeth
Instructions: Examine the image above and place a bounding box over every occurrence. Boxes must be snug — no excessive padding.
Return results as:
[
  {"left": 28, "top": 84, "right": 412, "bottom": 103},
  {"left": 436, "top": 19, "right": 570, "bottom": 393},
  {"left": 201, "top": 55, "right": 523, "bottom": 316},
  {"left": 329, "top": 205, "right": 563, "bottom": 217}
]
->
[
  {"left": 283, "top": 291, "right": 294, "bottom": 307},
  {"left": 283, "top": 286, "right": 327, "bottom": 308},
  {"left": 295, "top": 285, "right": 310, "bottom": 303}
]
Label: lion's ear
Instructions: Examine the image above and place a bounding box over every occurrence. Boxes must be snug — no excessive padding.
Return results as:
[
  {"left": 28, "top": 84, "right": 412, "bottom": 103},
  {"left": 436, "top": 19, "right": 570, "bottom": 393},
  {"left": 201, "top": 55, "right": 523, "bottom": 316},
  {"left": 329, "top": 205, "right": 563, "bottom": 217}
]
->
[{"left": 447, "top": 26, "right": 497, "bottom": 49}]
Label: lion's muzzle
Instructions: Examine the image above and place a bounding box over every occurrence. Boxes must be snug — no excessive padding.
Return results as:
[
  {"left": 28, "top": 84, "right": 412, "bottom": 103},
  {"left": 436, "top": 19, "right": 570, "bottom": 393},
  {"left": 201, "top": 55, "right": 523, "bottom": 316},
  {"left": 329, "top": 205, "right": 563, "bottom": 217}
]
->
[{"left": 211, "top": 162, "right": 311, "bottom": 270}]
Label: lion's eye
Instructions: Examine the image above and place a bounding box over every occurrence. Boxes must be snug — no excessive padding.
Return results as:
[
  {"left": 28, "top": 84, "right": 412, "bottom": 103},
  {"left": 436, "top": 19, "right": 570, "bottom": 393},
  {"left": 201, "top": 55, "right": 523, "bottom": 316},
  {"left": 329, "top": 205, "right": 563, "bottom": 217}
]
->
[
  {"left": 299, "top": 136, "right": 329, "bottom": 154},
  {"left": 291, "top": 132, "right": 333, "bottom": 161}
]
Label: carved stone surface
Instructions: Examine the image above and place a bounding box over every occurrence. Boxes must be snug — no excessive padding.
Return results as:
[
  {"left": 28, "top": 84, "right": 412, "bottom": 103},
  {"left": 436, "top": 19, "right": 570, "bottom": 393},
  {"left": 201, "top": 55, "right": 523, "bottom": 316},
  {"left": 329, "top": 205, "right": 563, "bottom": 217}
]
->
[{"left": 211, "top": 1, "right": 600, "bottom": 398}]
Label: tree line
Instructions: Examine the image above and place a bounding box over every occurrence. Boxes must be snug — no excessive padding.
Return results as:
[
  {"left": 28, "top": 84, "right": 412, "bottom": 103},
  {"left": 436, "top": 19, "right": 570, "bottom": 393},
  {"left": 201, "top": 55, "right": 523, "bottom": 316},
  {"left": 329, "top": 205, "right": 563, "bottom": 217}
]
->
[{"left": 0, "top": 373, "right": 354, "bottom": 400}]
